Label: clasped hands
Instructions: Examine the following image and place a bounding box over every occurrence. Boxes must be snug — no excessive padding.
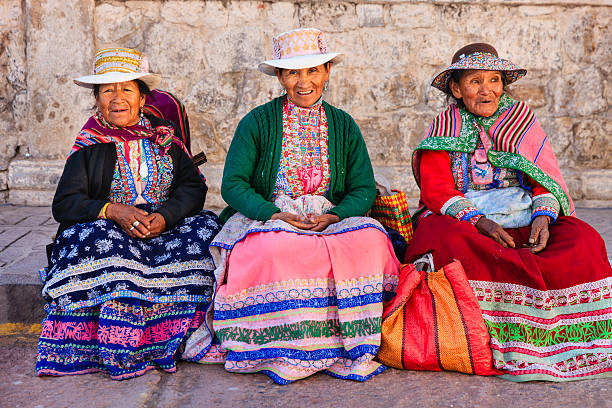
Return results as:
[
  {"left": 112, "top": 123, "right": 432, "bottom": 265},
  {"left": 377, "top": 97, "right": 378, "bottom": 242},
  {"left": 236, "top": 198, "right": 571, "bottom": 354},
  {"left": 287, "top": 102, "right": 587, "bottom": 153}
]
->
[
  {"left": 475, "top": 215, "right": 550, "bottom": 253},
  {"left": 270, "top": 211, "right": 340, "bottom": 232},
  {"left": 105, "top": 203, "right": 166, "bottom": 239}
]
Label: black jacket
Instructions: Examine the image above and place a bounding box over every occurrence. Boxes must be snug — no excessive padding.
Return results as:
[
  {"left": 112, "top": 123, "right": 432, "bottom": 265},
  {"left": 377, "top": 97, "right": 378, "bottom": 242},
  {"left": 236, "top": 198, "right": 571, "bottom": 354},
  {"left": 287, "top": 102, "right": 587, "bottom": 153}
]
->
[{"left": 52, "top": 115, "right": 207, "bottom": 235}]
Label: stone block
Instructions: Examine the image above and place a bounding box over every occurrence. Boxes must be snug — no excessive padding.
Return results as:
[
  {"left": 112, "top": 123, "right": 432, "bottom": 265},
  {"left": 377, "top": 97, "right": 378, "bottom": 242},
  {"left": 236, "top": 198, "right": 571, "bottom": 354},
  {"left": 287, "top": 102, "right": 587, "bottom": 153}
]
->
[
  {"left": 354, "top": 115, "right": 400, "bottom": 164},
  {"left": 357, "top": 4, "right": 385, "bottom": 28},
  {"left": 572, "top": 119, "right": 612, "bottom": 168},
  {"left": 389, "top": 3, "right": 436, "bottom": 29},
  {"left": 297, "top": 2, "right": 358, "bottom": 33},
  {"left": 8, "top": 189, "right": 55, "bottom": 207},
  {"left": 371, "top": 72, "right": 420, "bottom": 112},
  {"left": 95, "top": 2, "right": 158, "bottom": 47},
  {"left": 581, "top": 169, "right": 612, "bottom": 201},
  {"left": 549, "top": 67, "right": 607, "bottom": 117},
  {"left": 518, "top": 6, "right": 556, "bottom": 16},
  {"left": 267, "top": 2, "right": 300, "bottom": 31},
  {"left": 8, "top": 159, "right": 63, "bottom": 191},
  {"left": 159, "top": 0, "right": 208, "bottom": 27},
  {"left": 360, "top": 28, "right": 417, "bottom": 70},
  {"left": 508, "top": 82, "right": 547, "bottom": 109},
  {"left": 562, "top": 12, "right": 597, "bottom": 65}
]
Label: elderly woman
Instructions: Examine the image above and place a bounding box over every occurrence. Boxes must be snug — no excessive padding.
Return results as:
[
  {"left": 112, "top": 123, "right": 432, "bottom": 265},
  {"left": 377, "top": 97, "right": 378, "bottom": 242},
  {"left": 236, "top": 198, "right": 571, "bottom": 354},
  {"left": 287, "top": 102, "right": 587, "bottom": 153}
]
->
[
  {"left": 36, "top": 47, "right": 221, "bottom": 380},
  {"left": 183, "top": 28, "right": 399, "bottom": 384},
  {"left": 406, "top": 43, "right": 611, "bottom": 381}
]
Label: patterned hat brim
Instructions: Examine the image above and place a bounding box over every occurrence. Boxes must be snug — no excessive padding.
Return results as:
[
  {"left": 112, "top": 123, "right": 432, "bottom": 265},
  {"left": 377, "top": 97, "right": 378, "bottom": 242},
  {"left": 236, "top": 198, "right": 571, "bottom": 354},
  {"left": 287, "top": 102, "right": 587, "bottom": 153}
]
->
[
  {"left": 74, "top": 72, "right": 162, "bottom": 90},
  {"left": 258, "top": 53, "right": 343, "bottom": 76},
  {"left": 431, "top": 54, "right": 526, "bottom": 94}
]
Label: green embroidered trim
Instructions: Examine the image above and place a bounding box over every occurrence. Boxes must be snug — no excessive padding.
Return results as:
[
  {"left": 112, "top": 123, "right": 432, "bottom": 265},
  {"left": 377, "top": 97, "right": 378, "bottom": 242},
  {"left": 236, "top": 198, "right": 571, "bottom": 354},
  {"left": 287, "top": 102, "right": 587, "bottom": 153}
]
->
[
  {"left": 487, "top": 151, "right": 571, "bottom": 215},
  {"left": 446, "top": 198, "right": 477, "bottom": 219},
  {"left": 485, "top": 319, "right": 612, "bottom": 348},
  {"left": 216, "top": 317, "right": 382, "bottom": 345},
  {"left": 532, "top": 194, "right": 560, "bottom": 219},
  {"left": 415, "top": 136, "right": 476, "bottom": 154}
]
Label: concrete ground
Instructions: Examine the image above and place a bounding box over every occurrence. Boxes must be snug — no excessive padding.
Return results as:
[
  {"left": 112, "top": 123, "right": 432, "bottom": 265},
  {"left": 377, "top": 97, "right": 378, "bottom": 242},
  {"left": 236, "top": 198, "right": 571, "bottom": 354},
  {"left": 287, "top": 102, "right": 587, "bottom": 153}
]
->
[{"left": 0, "top": 204, "right": 610, "bottom": 408}]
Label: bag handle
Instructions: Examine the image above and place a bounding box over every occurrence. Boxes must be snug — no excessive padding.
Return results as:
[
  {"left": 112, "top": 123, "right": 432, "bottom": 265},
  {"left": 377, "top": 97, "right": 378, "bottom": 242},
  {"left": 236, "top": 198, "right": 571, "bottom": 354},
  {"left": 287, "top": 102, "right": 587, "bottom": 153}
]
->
[{"left": 413, "top": 253, "right": 434, "bottom": 272}]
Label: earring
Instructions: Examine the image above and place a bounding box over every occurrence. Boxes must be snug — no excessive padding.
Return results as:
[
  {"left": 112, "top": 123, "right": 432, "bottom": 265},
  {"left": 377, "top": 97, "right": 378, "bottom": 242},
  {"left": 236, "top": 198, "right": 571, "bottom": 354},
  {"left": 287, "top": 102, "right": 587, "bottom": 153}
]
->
[
  {"left": 279, "top": 86, "right": 287, "bottom": 95},
  {"left": 324, "top": 82, "right": 328, "bottom": 92}
]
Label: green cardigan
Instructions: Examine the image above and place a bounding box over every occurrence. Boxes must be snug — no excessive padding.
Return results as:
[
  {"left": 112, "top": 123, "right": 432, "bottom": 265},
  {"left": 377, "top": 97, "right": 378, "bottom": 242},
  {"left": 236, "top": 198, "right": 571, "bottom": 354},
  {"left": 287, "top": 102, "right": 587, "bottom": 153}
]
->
[{"left": 219, "top": 96, "right": 376, "bottom": 224}]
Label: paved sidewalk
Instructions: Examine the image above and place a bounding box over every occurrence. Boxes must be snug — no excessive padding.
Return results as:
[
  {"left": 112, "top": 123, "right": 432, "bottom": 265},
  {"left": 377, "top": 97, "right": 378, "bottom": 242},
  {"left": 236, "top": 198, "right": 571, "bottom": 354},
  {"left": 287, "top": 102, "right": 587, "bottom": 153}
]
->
[{"left": 0, "top": 204, "right": 609, "bottom": 408}]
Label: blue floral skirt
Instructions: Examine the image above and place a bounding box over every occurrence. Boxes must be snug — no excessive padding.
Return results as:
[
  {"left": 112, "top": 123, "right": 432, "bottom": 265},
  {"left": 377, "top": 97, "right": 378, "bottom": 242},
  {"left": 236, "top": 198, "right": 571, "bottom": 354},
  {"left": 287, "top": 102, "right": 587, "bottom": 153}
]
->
[{"left": 36, "top": 209, "right": 220, "bottom": 379}]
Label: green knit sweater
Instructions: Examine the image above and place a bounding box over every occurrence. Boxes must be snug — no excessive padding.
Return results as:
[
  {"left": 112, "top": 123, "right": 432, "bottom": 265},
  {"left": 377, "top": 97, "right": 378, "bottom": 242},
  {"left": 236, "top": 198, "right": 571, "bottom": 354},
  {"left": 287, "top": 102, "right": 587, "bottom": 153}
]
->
[{"left": 219, "top": 96, "right": 376, "bottom": 224}]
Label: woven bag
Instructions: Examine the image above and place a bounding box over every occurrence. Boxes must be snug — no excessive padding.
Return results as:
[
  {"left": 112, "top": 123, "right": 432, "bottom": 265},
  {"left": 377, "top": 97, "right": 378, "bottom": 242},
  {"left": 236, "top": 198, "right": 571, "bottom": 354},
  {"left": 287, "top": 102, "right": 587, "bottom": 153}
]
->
[
  {"left": 370, "top": 190, "right": 413, "bottom": 244},
  {"left": 377, "top": 254, "right": 500, "bottom": 375}
]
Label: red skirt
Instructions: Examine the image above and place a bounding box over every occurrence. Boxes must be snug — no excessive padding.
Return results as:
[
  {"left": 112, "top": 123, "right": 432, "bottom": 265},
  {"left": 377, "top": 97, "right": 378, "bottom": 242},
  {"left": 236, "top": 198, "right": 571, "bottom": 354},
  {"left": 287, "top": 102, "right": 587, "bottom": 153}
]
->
[{"left": 405, "top": 215, "right": 612, "bottom": 381}]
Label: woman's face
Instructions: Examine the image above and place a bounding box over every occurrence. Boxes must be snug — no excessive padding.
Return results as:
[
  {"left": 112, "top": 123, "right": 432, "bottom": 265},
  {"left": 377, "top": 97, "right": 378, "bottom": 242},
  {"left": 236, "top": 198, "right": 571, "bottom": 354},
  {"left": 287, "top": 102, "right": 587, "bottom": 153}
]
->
[
  {"left": 95, "top": 80, "right": 145, "bottom": 127},
  {"left": 449, "top": 70, "right": 504, "bottom": 117},
  {"left": 276, "top": 64, "right": 331, "bottom": 108}
]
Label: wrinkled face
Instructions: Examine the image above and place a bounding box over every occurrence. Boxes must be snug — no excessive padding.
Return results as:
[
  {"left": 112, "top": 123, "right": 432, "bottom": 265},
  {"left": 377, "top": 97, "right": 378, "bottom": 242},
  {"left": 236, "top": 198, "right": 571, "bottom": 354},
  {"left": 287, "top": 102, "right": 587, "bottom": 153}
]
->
[
  {"left": 449, "top": 70, "right": 504, "bottom": 117},
  {"left": 95, "top": 80, "right": 145, "bottom": 127},
  {"left": 276, "top": 64, "right": 331, "bottom": 108}
]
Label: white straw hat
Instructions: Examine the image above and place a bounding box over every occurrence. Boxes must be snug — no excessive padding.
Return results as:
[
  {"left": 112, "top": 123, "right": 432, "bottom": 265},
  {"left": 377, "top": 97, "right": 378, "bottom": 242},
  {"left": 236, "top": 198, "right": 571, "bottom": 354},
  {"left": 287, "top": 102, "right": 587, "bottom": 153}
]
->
[
  {"left": 258, "top": 28, "right": 343, "bottom": 76},
  {"left": 74, "top": 47, "right": 162, "bottom": 89}
]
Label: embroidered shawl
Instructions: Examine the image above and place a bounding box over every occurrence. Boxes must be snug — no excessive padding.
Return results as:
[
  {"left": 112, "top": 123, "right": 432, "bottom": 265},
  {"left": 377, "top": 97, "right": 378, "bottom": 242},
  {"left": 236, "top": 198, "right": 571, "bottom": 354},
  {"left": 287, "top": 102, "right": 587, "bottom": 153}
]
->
[
  {"left": 143, "top": 89, "right": 191, "bottom": 153},
  {"left": 413, "top": 96, "right": 575, "bottom": 216},
  {"left": 70, "top": 112, "right": 189, "bottom": 158}
]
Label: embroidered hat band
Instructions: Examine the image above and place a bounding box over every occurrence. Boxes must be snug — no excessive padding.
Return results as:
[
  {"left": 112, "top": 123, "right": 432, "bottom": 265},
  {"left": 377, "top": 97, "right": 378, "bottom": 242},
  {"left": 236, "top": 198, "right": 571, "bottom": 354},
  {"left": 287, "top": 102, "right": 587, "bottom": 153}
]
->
[
  {"left": 74, "top": 47, "right": 162, "bottom": 90},
  {"left": 258, "top": 28, "right": 343, "bottom": 76}
]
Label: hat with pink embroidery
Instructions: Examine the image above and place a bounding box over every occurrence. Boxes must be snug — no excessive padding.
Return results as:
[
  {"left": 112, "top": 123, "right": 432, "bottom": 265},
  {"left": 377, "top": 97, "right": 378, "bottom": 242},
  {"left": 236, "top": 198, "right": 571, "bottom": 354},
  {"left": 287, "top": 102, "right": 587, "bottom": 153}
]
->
[
  {"left": 74, "top": 47, "right": 162, "bottom": 89},
  {"left": 258, "top": 28, "right": 343, "bottom": 76},
  {"left": 431, "top": 43, "right": 526, "bottom": 95}
]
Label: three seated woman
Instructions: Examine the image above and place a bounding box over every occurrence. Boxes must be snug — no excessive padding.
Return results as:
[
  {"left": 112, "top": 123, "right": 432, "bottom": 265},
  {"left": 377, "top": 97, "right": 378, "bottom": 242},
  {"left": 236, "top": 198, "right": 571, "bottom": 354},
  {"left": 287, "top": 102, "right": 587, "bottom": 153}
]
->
[{"left": 38, "top": 32, "right": 611, "bottom": 383}]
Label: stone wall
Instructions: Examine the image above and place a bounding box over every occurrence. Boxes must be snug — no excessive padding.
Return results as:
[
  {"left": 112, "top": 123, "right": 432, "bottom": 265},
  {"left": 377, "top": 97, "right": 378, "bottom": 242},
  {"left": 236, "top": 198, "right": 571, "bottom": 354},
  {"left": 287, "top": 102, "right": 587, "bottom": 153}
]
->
[{"left": 1, "top": 0, "right": 610, "bottom": 210}]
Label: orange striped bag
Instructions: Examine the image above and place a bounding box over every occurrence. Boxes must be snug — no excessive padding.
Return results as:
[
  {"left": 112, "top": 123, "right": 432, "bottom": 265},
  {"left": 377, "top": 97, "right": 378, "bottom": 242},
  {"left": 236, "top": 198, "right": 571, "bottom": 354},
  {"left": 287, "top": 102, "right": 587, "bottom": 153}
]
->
[
  {"left": 370, "top": 190, "right": 413, "bottom": 244},
  {"left": 377, "top": 255, "right": 500, "bottom": 375}
]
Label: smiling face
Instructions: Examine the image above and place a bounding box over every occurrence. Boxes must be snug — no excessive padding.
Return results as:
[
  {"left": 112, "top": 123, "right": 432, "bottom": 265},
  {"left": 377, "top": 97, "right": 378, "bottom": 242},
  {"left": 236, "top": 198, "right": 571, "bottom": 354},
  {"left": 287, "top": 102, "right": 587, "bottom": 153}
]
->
[
  {"left": 449, "top": 70, "right": 504, "bottom": 117},
  {"left": 276, "top": 64, "right": 331, "bottom": 107},
  {"left": 95, "top": 80, "right": 145, "bottom": 127}
]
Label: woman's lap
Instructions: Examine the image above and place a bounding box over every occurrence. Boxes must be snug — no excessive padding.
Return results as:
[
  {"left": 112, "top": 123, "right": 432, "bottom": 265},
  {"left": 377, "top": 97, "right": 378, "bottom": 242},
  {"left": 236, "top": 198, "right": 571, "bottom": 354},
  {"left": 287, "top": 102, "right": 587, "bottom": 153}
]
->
[
  {"left": 210, "top": 226, "right": 399, "bottom": 384},
  {"left": 38, "top": 210, "right": 221, "bottom": 379},
  {"left": 42, "top": 209, "right": 220, "bottom": 310}
]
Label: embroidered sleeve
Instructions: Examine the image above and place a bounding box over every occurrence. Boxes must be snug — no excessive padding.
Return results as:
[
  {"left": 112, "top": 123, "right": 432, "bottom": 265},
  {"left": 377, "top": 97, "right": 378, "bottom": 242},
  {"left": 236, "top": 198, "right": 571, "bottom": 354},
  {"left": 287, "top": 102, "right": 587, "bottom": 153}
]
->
[
  {"left": 532, "top": 193, "right": 560, "bottom": 223},
  {"left": 442, "top": 196, "right": 484, "bottom": 225}
]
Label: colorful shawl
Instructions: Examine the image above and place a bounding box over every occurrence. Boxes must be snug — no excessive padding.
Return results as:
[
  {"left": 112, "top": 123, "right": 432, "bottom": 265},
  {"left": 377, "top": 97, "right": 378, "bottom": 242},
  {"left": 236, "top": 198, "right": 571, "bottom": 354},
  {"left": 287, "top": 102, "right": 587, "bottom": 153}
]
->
[
  {"left": 143, "top": 89, "right": 191, "bottom": 153},
  {"left": 70, "top": 112, "right": 189, "bottom": 159},
  {"left": 413, "top": 96, "right": 575, "bottom": 216}
]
